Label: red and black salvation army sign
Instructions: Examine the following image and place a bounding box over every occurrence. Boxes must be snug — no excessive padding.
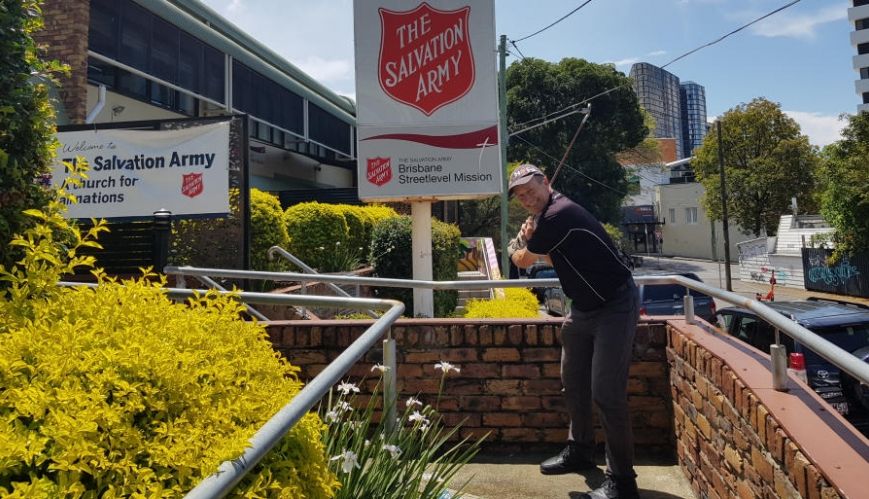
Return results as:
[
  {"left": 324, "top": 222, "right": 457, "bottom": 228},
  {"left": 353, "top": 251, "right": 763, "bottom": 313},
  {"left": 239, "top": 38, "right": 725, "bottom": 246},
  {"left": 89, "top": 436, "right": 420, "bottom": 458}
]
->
[
  {"left": 378, "top": 3, "right": 474, "bottom": 116},
  {"left": 367, "top": 157, "right": 393, "bottom": 186},
  {"left": 181, "top": 173, "right": 204, "bottom": 198}
]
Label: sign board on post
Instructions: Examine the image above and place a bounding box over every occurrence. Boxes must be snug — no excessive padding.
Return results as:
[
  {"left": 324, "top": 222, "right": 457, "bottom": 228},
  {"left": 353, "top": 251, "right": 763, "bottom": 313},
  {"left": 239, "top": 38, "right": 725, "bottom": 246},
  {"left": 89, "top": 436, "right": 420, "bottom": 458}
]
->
[
  {"left": 52, "top": 121, "right": 230, "bottom": 219},
  {"left": 354, "top": 0, "right": 502, "bottom": 202}
]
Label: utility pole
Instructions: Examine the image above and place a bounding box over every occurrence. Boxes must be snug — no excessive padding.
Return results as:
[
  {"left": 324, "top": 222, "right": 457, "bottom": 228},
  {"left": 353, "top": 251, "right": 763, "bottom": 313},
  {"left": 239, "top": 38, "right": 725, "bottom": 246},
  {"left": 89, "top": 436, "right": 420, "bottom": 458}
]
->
[
  {"left": 717, "top": 121, "right": 732, "bottom": 291},
  {"left": 498, "top": 35, "right": 510, "bottom": 275}
]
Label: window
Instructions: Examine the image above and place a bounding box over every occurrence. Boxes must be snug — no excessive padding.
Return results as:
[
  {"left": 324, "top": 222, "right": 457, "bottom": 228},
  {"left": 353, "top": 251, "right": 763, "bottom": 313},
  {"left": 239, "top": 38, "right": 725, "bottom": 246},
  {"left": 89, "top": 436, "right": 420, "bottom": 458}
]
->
[
  {"left": 685, "top": 207, "right": 698, "bottom": 224},
  {"left": 864, "top": 92, "right": 869, "bottom": 104},
  {"left": 118, "top": 1, "right": 150, "bottom": 72},
  {"left": 862, "top": 67, "right": 869, "bottom": 79},
  {"left": 668, "top": 208, "right": 676, "bottom": 224},
  {"left": 856, "top": 0, "right": 869, "bottom": 7},
  {"left": 88, "top": 0, "right": 225, "bottom": 106},
  {"left": 309, "top": 103, "right": 352, "bottom": 155},
  {"left": 859, "top": 42, "right": 869, "bottom": 55}
]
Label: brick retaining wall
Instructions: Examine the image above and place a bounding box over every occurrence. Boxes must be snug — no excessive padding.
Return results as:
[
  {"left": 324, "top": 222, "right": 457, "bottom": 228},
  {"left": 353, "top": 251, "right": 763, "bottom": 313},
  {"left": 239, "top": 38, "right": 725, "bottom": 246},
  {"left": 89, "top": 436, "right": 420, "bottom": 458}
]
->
[
  {"left": 666, "top": 322, "right": 865, "bottom": 498},
  {"left": 266, "top": 318, "right": 675, "bottom": 453}
]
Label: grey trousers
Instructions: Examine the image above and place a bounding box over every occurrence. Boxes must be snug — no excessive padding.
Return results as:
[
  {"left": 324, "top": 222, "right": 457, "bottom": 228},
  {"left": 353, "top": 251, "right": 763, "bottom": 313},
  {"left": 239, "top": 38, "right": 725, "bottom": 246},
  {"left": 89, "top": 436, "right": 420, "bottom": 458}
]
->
[{"left": 560, "top": 280, "right": 640, "bottom": 478}]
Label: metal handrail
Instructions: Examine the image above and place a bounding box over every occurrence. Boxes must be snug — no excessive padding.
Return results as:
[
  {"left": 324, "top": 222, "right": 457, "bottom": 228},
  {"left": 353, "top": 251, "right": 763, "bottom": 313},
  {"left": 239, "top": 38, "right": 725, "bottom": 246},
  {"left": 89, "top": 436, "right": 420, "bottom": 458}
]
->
[
  {"left": 266, "top": 245, "right": 378, "bottom": 318},
  {"left": 163, "top": 267, "right": 869, "bottom": 389},
  {"left": 58, "top": 282, "right": 404, "bottom": 499}
]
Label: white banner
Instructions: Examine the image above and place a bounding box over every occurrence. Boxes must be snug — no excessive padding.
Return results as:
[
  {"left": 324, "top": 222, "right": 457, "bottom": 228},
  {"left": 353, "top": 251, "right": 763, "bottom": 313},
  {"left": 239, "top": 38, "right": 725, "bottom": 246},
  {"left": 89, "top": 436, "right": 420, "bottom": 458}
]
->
[
  {"left": 354, "top": 0, "right": 501, "bottom": 202},
  {"left": 52, "top": 121, "right": 230, "bottom": 219}
]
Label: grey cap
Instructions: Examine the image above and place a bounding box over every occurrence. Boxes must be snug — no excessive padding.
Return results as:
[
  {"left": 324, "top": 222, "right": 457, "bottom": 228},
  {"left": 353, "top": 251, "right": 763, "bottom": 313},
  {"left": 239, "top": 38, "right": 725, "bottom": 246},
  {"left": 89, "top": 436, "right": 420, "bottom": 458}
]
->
[{"left": 508, "top": 164, "right": 545, "bottom": 193}]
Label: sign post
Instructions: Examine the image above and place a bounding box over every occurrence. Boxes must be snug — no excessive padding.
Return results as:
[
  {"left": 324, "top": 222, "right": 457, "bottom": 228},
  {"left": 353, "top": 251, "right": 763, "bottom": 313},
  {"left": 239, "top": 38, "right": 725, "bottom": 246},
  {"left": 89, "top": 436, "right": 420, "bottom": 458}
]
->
[{"left": 354, "top": 0, "right": 501, "bottom": 317}]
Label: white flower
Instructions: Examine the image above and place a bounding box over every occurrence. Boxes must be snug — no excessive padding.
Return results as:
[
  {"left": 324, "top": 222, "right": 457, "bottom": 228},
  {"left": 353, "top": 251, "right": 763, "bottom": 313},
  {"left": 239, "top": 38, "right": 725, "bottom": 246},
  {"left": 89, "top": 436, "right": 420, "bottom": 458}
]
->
[
  {"left": 418, "top": 422, "right": 430, "bottom": 433},
  {"left": 406, "top": 397, "right": 423, "bottom": 408},
  {"left": 348, "top": 420, "right": 363, "bottom": 430},
  {"left": 337, "top": 381, "right": 359, "bottom": 395},
  {"left": 371, "top": 363, "right": 391, "bottom": 373},
  {"left": 331, "top": 450, "right": 361, "bottom": 474},
  {"left": 336, "top": 241, "right": 341, "bottom": 246},
  {"left": 336, "top": 401, "right": 352, "bottom": 413},
  {"left": 325, "top": 410, "right": 340, "bottom": 423},
  {"left": 318, "top": 246, "right": 325, "bottom": 251},
  {"left": 383, "top": 444, "right": 402, "bottom": 459},
  {"left": 434, "top": 361, "right": 461, "bottom": 374},
  {"left": 409, "top": 411, "right": 429, "bottom": 425}
]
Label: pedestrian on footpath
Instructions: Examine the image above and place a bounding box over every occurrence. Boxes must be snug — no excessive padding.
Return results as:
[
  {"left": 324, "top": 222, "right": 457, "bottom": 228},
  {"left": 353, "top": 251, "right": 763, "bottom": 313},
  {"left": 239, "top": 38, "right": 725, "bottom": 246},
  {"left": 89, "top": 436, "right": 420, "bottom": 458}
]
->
[{"left": 508, "top": 164, "right": 641, "bottom": 499}]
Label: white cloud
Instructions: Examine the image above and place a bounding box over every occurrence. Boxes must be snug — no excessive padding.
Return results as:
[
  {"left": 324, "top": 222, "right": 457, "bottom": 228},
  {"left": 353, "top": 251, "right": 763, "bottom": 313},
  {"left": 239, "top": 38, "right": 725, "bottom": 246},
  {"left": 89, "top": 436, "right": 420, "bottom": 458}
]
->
[
  {"left": 607, "top": 57, "right": 640, "bottom": 68},
  {"left": 647, "top": 50, "right": 667, "bottom": 57},
  {"left": 784, "top": 111, "right": 846, "bottom": 147},
  {"left": 750, "top": 4, "right": 847, "bottom": 40}
]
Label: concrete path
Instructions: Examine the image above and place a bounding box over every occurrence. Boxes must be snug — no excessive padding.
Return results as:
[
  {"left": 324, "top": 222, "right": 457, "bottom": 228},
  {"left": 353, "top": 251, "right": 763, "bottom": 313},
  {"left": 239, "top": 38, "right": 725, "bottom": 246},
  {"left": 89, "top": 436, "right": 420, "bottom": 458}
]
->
[{"left": 447, "top": 451, "right": 695, "bottom": 499}]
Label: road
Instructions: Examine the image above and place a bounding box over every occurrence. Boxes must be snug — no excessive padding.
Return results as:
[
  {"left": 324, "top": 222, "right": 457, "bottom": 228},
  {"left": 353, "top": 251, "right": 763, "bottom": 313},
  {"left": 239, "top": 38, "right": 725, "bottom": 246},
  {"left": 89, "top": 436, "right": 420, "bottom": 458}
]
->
[{"left": 632, "top": 255, "right": 869, "bottom": 309}]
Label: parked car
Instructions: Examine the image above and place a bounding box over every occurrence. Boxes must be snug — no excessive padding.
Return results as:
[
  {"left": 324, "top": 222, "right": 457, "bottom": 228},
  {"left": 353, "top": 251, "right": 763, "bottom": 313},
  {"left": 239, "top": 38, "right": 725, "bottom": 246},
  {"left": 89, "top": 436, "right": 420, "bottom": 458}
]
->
[
  {"left": 527, "top": 264, "right": 558, "bottom": 302},
  {"left": 715, "top": 298, "right": 869, "bottom": 429},
  {"left": 637, "top": 272, "right": 717, "bottom": 323},
  {"left": 544, "top": 286, "right": 569, "bottom": 316}
]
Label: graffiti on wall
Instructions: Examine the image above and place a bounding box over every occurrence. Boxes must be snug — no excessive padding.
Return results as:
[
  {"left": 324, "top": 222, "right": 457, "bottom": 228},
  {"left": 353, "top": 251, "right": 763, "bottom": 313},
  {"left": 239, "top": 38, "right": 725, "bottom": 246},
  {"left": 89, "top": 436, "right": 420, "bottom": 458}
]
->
[
  {"left": 806, "top": 254, "right": 860, "bottom": 286},
  {"left": 737, "top": 240, "right": 767, "bottom": 264},
  {"left": 801, "top": 248, "right": 869, "bottom": 298}
]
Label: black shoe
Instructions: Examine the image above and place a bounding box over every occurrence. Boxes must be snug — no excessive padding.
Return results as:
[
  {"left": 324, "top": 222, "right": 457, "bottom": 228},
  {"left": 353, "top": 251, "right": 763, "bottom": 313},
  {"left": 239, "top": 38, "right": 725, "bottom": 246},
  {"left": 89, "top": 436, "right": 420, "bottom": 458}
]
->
[
  {"left": 579, "top": 474, "right": 639, "bottom": 499},
  {"left": 539, "top": 443, "right": 596, "bottom": 475}
]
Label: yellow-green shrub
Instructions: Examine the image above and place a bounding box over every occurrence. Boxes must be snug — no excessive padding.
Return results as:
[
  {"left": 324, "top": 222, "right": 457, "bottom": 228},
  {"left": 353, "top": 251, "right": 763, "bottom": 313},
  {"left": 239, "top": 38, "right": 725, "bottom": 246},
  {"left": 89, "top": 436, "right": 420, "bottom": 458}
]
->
[
  {"left": 464, "top": 287, "right": 540, "bottom": 318},
  {"left": 284, "top": 202, "right": 350, "bottom": 271},
  {"left": 336, "top": 205, "right": 367, "bottom": 258},
  {"left": 0, "top": 182, "right": 338, "bottom": 497},
  {"left": 250, "top": 188, "right": 290, "bottom": 271}
]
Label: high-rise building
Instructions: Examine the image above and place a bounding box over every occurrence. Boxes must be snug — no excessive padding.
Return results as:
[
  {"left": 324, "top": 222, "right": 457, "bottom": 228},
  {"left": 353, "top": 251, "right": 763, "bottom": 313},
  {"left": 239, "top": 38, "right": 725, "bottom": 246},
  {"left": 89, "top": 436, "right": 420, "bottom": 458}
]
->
[
  {"left": 680, "top": 82, "right": 708, "bottom": 158},
  {"left": 850, "top": 0, "right": 869, "bottom": 112},
  {"left": 630, "top": 63, "right": 684, "bottom": 158}
]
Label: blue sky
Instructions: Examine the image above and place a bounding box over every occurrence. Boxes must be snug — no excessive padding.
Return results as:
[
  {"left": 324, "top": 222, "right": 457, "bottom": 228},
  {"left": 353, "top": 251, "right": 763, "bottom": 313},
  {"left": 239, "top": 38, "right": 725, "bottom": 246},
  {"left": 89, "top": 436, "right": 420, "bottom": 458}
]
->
[{"left": 199, "top": 0, "right": 857, "bottom": 146}]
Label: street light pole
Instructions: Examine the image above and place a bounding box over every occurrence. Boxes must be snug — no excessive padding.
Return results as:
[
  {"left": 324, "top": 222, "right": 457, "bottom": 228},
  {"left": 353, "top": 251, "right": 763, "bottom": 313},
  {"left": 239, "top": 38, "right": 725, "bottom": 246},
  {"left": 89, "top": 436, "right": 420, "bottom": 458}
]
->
[
  {"left": 717, "top": 120, "right": 733, "bottom": 291},
  {"left": 498, "top": 35, "right": 510, "bottom": 276}
]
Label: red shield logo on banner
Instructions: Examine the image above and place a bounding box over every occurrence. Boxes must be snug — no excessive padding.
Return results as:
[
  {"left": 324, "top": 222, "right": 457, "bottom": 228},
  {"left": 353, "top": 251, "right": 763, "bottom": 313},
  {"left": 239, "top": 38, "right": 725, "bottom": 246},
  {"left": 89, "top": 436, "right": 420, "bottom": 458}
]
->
[
  {"left": 181, "top": 173, "right": 203, "bottom": 198},
  {"left": 378, "top": 3, "right": 474, "bottom": 116},
  {"left": 367, "top": 157, "right": 393, "bottom": 186}
]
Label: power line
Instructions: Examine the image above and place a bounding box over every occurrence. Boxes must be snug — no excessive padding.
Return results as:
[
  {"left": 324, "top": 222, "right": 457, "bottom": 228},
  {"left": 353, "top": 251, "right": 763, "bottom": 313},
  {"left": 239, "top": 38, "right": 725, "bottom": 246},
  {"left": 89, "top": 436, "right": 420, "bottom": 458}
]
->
[
  {"left": 661, "top": 0, "right": 801, "bottom": 70},
  {"left": 509, "top": 40, "right": 527, "bottom": 60},
  {"left": 513, "top": 0, "right": 596, "bottom": 43},
  {"left": 506, "top": 0, "right": 803, "bottom": 135}
]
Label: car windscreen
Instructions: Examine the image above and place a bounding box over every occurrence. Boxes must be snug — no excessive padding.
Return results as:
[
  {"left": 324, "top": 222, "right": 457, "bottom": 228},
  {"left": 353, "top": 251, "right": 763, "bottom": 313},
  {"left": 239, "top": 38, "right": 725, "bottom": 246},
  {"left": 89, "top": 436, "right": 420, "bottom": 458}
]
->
[{"left": 802, "top": 323, "right": 869, "bottom": 366}]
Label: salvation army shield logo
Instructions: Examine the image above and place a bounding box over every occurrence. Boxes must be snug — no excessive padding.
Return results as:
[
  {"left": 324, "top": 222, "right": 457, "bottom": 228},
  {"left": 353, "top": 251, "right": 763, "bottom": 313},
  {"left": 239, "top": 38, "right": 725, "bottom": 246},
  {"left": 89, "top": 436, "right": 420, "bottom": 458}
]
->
[
  {"left": 378, "top": 3, "right": 474, "bottom": 116},
  {"left": 181, "top": 173, "right": 203, "bottom": 198},
  {"left": 367, "top": 157, "right": 392, "bottom": 186}
]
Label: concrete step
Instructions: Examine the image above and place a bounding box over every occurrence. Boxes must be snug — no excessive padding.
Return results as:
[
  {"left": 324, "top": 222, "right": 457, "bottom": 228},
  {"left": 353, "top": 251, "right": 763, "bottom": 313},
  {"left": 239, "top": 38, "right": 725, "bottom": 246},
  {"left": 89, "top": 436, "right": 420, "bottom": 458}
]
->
[{"left": 458, "top": 271, "right": 487, "bottom": 281}]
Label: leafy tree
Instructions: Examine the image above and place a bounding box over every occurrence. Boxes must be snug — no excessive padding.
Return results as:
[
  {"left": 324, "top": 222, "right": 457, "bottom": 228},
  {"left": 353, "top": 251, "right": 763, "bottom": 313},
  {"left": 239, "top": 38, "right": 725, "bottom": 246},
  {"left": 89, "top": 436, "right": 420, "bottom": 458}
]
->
[
  {"left": 818, "top": 111, "right": 869, "bottom": 256},
  {"left": 692, "top": 98, "right": 818, "bottom": 236},
  {"left": 0, "top": 0, "right": 64, "bottom": 271},
  {"left": 505, "top": 57, "right": 647, "bottom": 223}
]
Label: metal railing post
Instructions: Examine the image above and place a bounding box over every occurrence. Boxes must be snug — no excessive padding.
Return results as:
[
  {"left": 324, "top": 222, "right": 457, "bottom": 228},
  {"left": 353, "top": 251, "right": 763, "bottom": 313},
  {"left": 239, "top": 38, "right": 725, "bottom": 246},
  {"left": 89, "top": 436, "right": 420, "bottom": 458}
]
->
[
  {"left": 152, "top": 209, "right": 172, "bottom": 271},
  {"left": 383, "top": 332, "right": 397, "bottom": 433},
  {"left": 683, "top": 294, "right": 695, "bottom": 324}
]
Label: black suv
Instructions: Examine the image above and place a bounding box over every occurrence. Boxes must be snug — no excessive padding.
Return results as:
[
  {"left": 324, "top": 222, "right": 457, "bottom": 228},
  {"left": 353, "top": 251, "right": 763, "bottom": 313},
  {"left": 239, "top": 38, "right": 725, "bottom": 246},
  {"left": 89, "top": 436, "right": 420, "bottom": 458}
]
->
[{"left": 715, "top": 299, "right": 869, "bottom": 431}]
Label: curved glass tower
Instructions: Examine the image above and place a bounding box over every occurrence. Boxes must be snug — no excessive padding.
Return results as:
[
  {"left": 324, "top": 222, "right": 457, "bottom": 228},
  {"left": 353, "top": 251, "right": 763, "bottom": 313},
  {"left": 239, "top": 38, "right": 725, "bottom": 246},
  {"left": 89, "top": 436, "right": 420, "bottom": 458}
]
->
[{"left": 680, "top": 81, "right": 707, "bottom": 158}]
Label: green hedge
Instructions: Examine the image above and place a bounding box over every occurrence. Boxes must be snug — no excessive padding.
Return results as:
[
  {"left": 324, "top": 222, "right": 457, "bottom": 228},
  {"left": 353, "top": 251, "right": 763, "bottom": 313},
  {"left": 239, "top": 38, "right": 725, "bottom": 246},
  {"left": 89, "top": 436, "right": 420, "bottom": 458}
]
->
[
  {"left": 250, "top": 188, "right": 290, "bottom": 271},
  {"left": 284, "top": 202, "right": 350, "bottom": 272},
  {"left": 0, "top": 191, "right": 338, "bottom": 497},
  {"left": 464, "top": 287, "right": 540, "bottom": 318},
  {"left": 370, "top": 216, "right": 461, "bottom": 317}
]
